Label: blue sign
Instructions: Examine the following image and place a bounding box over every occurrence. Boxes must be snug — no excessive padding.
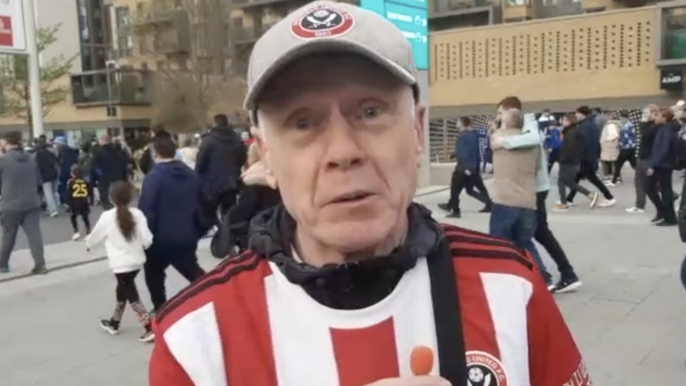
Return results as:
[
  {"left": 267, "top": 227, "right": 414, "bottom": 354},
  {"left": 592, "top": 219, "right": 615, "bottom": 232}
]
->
[{"left": 360, "top": 0, "right": 429, "bottom": 70}]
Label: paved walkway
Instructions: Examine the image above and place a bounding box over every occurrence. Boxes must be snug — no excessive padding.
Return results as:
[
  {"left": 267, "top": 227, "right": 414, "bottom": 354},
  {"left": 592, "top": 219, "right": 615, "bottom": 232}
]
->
[{"left": 0, "top": 177, "right": 685, "bottom": 385}]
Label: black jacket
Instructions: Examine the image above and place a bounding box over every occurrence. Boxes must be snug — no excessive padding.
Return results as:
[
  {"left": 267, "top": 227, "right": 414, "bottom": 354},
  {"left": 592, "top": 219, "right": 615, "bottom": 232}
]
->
[
  {"left": 35, "top": 146, "right": 58, "bottom": 182},
  {"left": 92, "top": 144, "right": 128, "bottom": 184},
  {"left": 559, "top": 125, "right": 584, "bottom": 165},
  {"left": 577, "top": 117, "right": 601, "bottom": 162},
  {"left": 638, "top": 121, "right": 659, "bottom": 160},
  {"left": 228, "top": 185, "right": 281, "bottom": 225},
  {"left": 196, "top": 126, "right": 247, "bottom": 195},
  {"left": 649, "top": 121, "right": 682, "bottom": 169}
]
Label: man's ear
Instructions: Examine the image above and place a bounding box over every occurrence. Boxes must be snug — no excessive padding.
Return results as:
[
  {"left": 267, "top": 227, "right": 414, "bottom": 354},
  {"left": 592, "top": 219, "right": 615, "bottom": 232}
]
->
[
  {"left": 253, "top": 126, "right": 271, "bottom": 170},
  {"left": 414, "top": 105, "right": 426, "bottom": 156}
]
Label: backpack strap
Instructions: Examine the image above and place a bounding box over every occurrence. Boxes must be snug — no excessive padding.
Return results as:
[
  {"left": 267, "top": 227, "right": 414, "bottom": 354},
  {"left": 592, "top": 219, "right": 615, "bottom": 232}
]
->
[{"left": 427, "top": 238, "right": 467, "bottom": 386}]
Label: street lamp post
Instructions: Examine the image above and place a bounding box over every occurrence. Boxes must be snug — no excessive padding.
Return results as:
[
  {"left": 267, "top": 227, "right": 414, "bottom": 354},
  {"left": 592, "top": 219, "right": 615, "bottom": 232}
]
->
[{"left": 23, "top": 0, "right": 44, "bottom": 138}]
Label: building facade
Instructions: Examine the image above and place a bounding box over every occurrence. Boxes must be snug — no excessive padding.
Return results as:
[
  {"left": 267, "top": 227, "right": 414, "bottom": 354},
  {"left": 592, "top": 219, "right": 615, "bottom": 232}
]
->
[{"left": 428, "top": 1, "right": 686, "bottom": 162}]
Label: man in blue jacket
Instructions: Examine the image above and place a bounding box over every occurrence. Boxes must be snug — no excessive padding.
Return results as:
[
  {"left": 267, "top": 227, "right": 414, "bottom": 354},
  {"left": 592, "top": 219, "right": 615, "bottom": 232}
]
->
[
  {"left": 438, "top": 117, "right": 492, "bottom": 218},
  {"left": 567, "top": 106, "right": 616, "bottom": 207},
  {"left": 139, "top": 135, "right": 206, "bottom": 312}
]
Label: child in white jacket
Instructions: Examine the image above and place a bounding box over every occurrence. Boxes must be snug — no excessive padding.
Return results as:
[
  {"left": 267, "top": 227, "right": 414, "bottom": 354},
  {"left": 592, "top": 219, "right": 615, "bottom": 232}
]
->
[{"left": 86, "top": 181, "right": 155, "bottom": 343}]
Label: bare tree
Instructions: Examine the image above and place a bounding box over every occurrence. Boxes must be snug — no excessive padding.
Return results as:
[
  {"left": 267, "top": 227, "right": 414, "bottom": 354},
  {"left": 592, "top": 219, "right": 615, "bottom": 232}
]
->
[
  {"left": 134, "top": 0, "right": 243, "bottom": 132},
  {"left": 0, "top": 24, "right": 76, "bottom": 138}
]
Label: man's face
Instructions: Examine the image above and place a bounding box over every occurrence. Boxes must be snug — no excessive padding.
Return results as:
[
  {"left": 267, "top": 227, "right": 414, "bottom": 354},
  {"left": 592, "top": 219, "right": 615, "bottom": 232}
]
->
[
  {"left": 255, "top": 55, "right": 425, "bottom": 252},
  {"left": 575, "top": 112, "right": 585, "bottom": 121}
]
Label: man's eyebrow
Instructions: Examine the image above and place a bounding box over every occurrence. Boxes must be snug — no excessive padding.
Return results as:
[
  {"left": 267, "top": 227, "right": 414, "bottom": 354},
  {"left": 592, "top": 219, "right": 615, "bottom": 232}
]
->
[{"left": 258, "top": 84, "right": 297, "bottom": 106}]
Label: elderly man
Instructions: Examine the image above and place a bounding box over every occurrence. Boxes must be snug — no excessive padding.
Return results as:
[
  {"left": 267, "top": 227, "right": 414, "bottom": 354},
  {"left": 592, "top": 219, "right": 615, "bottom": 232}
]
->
[{"left": 149, "top": 2, "right": 590, "bottom": 386}]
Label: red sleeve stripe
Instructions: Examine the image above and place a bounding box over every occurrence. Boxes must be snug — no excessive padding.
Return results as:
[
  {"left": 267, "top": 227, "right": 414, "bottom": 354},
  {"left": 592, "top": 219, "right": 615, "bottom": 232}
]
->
[
  {"left": 155, "top": 252, "right": 260, "bottom": 323},
  {"left": 443, "top": 227, "right": 534, "bottom": 270},
  {"left": 449, "top": 245, "right": 534, "bottom": 270}
]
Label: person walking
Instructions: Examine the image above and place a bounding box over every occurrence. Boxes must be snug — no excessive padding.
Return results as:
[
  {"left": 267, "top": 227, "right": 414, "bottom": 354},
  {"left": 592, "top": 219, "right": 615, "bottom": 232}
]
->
[
  {"left": 566, "top": 106, "right": 616, "bottom": 207},
  {"left": 86, "top": 181, "right": 155, "bottom": 343},
  {"left": 628, "top": 105, "right": 660, "bottom": 214},
  {"left": 0, "top": 133, "right": 48, "bottom": 275},
  {"left": 555, "top": 113, "right": 600, "bottom": 211},
  {"left": 196, "top": 114, "right": 248, "bottom": 220},
  {"left": 66, "top": 166, "right": 91, "bottom": 241},
  {"left": 139, "top": 135, "right": 206, "bottom": 312},
  {"left": 78, "top": 142, "right": 95, "bottom": 206},
  {"left": 543, "top": 117, "right": 563, "bottom": 173},
  {"left": 646, "top": 107, "right": 679, "bottom": 226},
  {"left": 54, "top": 136, "right": 79, "bottom": 206},
  {"left": 438, "top": 117, "right": 492, "bottom": 218},
  {"left": 494, "top": 101, "right": 584, "bottom": 293},
  {"left": 34, "top": 137, "right": 61, "bottom": 217},
  {"left": 213, "top": 143, "right": 281, "bottom": 256},
  {"left": 599, "top": 119, "right": 621, "bottom": 183},
  {"left": 92, "top": 134, "right": 129, "bottom": 209},
  {"left": 611, "top": 111, "right": 637, "bottom": 186},
  {"left": 489, "top": 109, "right": 540, "bottom": 254}
]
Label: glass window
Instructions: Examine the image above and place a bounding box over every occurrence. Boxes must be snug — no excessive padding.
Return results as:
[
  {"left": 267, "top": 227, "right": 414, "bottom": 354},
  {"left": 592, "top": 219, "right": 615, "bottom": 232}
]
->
[
  {"left": 662, "top": 5, "right": 686, "bottom": 61},
  {"left": 506, "top": 0, "right": 529, "bottom": 6},
  {"left": 116, "top": 7, "right": 131, "bottom": 27}
]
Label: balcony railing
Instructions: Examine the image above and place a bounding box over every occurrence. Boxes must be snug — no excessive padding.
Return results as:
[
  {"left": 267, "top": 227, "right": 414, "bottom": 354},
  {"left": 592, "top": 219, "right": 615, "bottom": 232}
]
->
[
  {"left": 71, "top": 69, "right": 152, "bottom": 106},
  {"left": 432, "top": 0, "right": 494, "bottom": 12}
]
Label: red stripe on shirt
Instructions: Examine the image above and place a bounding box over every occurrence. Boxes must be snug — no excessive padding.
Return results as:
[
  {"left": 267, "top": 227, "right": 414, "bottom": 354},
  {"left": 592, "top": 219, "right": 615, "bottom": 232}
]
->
[
  {"left": 454, "top": 262, "right": 501, "bottom": 359},
  {"left": 330, "top": 318, "right": 400, "bottom": 386}
]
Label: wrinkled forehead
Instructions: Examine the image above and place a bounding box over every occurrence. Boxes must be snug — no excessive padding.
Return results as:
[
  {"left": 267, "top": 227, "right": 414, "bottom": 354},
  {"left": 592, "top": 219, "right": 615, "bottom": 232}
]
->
[{"left": 256, "top": 53, "right": 407, "bottom": 109}]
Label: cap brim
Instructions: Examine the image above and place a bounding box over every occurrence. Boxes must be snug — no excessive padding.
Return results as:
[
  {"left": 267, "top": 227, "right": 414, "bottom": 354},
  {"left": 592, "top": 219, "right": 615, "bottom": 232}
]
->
[{"left": 243, "top": 39, "right": 417, "bottom": 112}]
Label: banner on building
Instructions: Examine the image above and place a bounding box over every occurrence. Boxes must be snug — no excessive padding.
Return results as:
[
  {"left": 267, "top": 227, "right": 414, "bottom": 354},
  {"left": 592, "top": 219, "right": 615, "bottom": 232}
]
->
[
  {"left": 0, "top": 0, "right": 26, "bottom": 52},
  {"left": 660, "top": 68, "right": 683, "bottom": 92},
  {"left": 360, "top": 0, "right": 428, "bottom": 70}
]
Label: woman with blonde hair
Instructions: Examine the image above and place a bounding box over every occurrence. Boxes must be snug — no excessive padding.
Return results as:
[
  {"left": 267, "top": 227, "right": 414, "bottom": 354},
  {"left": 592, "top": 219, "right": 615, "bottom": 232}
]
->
[{"left": 211, "top": 140, "right": 281, "bottom": 257}]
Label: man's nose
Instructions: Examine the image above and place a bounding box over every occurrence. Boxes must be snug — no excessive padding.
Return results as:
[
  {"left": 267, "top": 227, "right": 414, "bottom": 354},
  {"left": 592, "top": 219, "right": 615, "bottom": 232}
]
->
[{"left": 324, "top": 110, "right": 365, "bottom": 171}]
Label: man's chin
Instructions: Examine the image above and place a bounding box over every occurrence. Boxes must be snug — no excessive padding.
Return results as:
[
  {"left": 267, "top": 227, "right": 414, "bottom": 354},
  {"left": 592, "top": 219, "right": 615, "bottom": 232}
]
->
[{"left": 316, "top": 220, "right": 398, "bottom": 255}]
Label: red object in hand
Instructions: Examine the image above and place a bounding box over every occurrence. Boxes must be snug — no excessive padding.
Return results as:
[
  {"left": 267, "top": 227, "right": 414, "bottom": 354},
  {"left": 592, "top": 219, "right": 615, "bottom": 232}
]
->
[{"left": 410, "top": 346, "right": 434, "bottom": 376}]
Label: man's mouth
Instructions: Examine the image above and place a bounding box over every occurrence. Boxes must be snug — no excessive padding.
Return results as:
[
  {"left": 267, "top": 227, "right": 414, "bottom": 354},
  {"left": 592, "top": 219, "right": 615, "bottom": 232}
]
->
[{"left": 330, "top": 191, "right": 374, "bottom": 204}]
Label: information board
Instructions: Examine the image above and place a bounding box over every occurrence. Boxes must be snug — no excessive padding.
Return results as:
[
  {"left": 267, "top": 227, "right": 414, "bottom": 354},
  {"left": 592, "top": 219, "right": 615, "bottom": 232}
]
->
[{"left": 360, "top": 0, "right": 428, "bottom": 70}]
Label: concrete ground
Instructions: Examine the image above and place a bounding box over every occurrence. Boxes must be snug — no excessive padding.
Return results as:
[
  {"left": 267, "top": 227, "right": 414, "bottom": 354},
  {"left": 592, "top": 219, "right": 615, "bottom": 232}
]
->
[{"left": 0, "top": 172, "right": 685, "bottom": 385}]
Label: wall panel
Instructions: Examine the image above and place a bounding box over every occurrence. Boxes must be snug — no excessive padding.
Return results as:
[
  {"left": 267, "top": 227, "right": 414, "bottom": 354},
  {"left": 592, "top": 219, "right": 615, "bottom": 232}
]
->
[{"left": 430, "top": 7, "right": 661, "bottom": 108}]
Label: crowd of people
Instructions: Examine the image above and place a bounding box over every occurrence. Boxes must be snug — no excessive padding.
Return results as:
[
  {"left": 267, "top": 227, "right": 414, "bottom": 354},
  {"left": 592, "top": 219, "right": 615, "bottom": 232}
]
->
[
  {"left": 3, "top": 1, "right": 684, "bottom": 384},
  {"left": 0, "top": 112, "right": 280, "bottom": 342},
  {"left": 439, "top": 97, "right": 686, "bottom": 295}
]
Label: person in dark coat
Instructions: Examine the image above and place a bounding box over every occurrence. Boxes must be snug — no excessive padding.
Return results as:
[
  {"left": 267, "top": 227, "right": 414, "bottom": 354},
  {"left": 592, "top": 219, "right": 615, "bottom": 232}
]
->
[
  {"left": 566, "top": 106, "right": 615, "bottom": 206},
  {"left": 646, "top": 107, "right": 680, "bottom": 226},
  {"left": 138, "top": 135, "right": 206, "bottom": 312},
  {"left": 92, "top": 134, "right": 128, "bottom": 209},
  {"left": 196, "top": 114, "right": 248, "bottom": 221},
  {"left": 554, "top": 113, "right": 599, "bottom": 211},
  {"left": 34, "top": 138, "right": 61, "bottom": 216},
  {"left": 54, "top": 137, "right": 79, "bottom": 206},
  {"left": 213, "top": 144, "right": 281, "bottom": 256},
  {"left": 437, "top": 117, "right": 492, "bottom": 218}
]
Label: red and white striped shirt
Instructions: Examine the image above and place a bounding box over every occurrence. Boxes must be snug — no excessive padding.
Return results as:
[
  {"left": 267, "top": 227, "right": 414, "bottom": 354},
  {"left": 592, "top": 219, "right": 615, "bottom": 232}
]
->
[{"left": 150, "top": 225, "right": 591, "bottom": 386}]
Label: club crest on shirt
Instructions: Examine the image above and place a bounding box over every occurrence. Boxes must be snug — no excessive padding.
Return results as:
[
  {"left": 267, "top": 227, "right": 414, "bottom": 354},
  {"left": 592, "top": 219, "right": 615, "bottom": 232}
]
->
[
  {"left": 291, "top": 5, "right": 354, "bottom": 40},
  {"left": 466, "top": 351, "right": 508, "bottom": 386}
]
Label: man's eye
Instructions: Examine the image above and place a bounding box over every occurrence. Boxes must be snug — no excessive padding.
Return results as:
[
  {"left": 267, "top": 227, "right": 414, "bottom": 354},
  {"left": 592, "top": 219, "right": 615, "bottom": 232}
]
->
[
  {"left": 294, "top": 117, "right": 311, "bottom": 130},
  {"left": 363, "top": 107, "right": 380, "bottom": 118}
]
